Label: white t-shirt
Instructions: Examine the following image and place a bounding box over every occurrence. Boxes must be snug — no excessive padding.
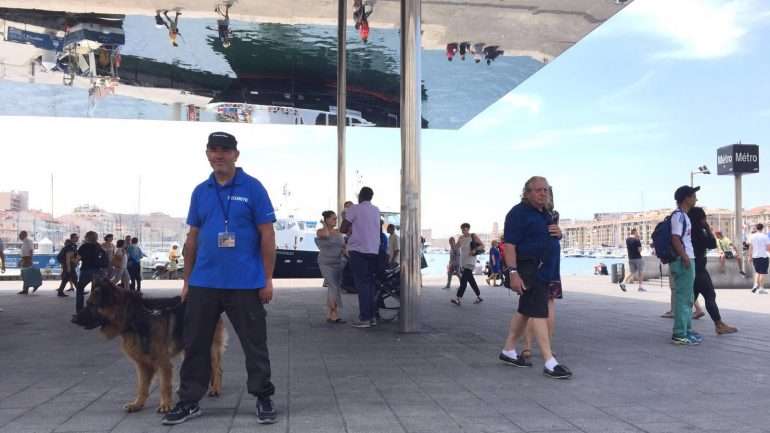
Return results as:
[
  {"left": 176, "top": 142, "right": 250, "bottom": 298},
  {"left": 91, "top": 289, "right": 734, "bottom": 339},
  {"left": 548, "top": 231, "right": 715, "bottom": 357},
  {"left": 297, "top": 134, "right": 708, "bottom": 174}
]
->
[
  {"left": 670, "top": 210, "right": 694, "bottom": 259},
  {"left": 749, "top": 232, "right": 770, "bottom": 259},
  {"left": 21, "top": 238, "right": 34, "bottom": 257}
]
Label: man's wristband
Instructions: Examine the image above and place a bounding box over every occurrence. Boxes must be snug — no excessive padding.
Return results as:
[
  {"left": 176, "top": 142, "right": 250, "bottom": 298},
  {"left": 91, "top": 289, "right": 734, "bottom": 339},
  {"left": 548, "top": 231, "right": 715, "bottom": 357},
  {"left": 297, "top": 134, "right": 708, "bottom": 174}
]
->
[{"left": 504, "top": 267, "right": 518, "bottom": 274}]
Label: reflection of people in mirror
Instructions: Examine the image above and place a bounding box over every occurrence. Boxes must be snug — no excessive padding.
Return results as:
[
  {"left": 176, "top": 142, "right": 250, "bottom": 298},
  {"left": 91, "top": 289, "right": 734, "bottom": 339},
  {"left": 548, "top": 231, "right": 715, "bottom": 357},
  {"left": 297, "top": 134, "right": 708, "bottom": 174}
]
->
[
  {"left": 472, "top": 42, "right": 485, "bottom": 63},
  {"left": 446, "top": 42, "right": 458, "bottom": 61},
  {"left": 483, "top": 45, "right": 503, "bottom": 65},
  {"left": 215, "top": 2, "right": 232, "bottom": 48},
  {"left": 459, "top": 42, "right": 470, "bottom": 61},
  {"left": 158, "top": 9, "right": 182, "bottom": 47},
  {"left": 354, "top": 0, "right": 373, "bottom": 43}
]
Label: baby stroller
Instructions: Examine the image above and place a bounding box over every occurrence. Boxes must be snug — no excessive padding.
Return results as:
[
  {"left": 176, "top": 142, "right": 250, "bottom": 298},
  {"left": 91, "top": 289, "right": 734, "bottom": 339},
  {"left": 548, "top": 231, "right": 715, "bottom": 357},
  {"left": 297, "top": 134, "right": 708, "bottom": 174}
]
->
[{"left": 375, "top": 265, "right": 400, "bottom": 322}]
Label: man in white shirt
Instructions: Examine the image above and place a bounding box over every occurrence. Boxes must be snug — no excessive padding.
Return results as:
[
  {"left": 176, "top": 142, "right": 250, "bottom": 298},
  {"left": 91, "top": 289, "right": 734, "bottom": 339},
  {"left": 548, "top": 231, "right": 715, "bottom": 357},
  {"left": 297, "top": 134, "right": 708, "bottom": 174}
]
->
[
  {"left": 670, "top": 186, "right": 702, "bottom": 346},
  {"left": 748, "top": 223, "right": 770, "bottom": 294},
  {"left": 386, "top": 224, "right": 399, "bottom": 267},
  {"left": 19, "top": 231, "right": 38, "bottom": 295}
]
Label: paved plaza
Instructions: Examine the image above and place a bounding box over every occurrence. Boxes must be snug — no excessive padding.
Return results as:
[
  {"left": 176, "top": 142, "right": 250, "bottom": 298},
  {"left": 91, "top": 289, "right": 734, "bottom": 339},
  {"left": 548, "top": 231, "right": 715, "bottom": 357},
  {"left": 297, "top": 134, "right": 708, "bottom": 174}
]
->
[{"left": 1, "top": 276, "right": 770, "bottom": 433}]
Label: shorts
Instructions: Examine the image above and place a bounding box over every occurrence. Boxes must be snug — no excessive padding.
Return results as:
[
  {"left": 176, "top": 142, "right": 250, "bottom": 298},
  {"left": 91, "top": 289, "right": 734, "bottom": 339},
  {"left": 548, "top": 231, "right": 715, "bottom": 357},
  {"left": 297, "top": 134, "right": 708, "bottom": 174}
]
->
[
  {"left": 628, "top": 258, "right": 644, "bottom": 274},
  {"left": 753, "top": 257, "right": 769, "bottom": 275},
  {"left": 723, "top": 251, "right": 735, "bottom": 259},
  {"left": 517, "top": 261, "right": 549, "bottom": 319}
]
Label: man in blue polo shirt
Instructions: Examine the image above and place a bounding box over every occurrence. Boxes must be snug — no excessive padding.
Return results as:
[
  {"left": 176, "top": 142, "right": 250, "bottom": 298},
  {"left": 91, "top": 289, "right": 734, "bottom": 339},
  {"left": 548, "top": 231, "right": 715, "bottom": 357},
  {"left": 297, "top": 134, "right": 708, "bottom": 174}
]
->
[
  {"left": 498, "top": 176, "right": 572, "bottom": 379},
  {"left": 162, "top": 132, "right": 278, "bottom": 426}
]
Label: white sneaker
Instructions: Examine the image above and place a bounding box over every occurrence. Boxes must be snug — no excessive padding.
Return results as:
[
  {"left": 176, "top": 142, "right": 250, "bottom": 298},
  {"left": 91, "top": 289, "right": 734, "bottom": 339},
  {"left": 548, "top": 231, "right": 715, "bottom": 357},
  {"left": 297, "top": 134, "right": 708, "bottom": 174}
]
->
[
  {"left": 638, "top": 287, "right": 647, "bottom": 292},
  {"left": 759, "top": 289, "right": 768, "bottom": 295}
]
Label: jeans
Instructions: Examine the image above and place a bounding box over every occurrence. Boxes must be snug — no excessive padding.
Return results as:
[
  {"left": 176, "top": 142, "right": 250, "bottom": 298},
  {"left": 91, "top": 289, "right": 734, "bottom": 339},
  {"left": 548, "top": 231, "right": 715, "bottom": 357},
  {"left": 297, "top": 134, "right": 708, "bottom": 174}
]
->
[
  {"left": 128, "top": 261, "right": 142, "bottom": 291},
  {"left": 348, "top": 251, "right": 379, "bottom": 321},
  {"left": 457, "top": 268, "right": 480, "bottom": 298},
  {"left": 178, "top": 287, "right": 274, "bottom": 403},
  {"left": 75, "top": 268, "right": 100, "bottom": 312},
  {"left": 671, "top": 258, "right": 695, "bottom": 338}
]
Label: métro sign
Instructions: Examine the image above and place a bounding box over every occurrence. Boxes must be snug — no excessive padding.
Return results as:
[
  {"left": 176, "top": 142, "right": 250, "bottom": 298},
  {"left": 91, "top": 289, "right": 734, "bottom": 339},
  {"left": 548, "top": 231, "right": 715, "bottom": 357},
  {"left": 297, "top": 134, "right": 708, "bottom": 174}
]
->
[{"left": 717, "top": 144, "right": 759, "bottom": 175}]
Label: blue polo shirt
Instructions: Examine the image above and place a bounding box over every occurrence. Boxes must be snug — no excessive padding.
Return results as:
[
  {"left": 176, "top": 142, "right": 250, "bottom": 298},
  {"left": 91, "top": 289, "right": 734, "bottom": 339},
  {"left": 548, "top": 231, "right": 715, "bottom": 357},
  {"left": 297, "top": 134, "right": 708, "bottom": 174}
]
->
[
  {"left": 503, "top": 201, "right": 560, "bottom": 282},
  {"left": 187, "top": 168, "right": 276, "bottom": 289}
]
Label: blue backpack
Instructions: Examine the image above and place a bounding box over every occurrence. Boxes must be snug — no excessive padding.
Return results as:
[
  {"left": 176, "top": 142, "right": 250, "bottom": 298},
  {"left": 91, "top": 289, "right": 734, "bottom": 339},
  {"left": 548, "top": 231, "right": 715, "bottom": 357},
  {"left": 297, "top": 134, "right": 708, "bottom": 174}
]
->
[{"left": 651, "top": 210, "right": 687, "bottom": 264}]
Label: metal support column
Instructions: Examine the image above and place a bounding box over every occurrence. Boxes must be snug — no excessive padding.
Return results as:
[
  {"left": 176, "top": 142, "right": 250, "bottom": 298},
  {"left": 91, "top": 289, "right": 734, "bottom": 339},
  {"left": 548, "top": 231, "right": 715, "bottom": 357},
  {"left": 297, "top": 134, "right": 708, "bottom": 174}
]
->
[
  {"left": 735, "top": 174, "right": 743, "bottom": 262},
  {"left": 399, "top": 0, "right": 422, "bottom": 333},
  {"left": 337, "top": 0, "right": 347, "bottom": 214}
]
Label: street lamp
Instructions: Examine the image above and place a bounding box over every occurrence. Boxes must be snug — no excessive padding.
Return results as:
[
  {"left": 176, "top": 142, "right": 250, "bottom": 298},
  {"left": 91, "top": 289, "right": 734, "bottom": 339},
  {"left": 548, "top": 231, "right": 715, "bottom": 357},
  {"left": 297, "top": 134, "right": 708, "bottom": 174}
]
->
[{"left": 690, "top": 165, "right": 710, "bottom": 186}]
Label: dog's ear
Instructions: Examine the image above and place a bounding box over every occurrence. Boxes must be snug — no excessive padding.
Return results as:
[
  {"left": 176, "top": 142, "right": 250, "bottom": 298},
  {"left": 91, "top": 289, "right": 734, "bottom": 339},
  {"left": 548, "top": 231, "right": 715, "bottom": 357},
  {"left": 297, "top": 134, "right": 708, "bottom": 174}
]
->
[{"left": 91, "top": 277, "right": 115, "bottom": 307}]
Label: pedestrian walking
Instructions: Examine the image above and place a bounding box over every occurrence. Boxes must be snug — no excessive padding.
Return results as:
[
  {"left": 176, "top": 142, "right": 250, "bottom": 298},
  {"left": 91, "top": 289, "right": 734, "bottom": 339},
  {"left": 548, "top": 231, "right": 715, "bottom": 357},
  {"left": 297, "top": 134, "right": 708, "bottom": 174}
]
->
[
  {"left": 450, "top": 223, "right": 484, "bottom": 305},
  {"left": 316, "top": 210, "right": 346, "bottom": 324},
  {"left": 749, "top": 223, "right": 770, "bottom": 294},
  {"left": 498, "top": 176, "right": 571, "bottom": 379},
  {"left": 167, "top": 245, "right": 180, "bottom": 280},
  {"left": 18, "top": 230, "right": 41, "bottom": 295},
  {"left": 486, "top": 240, "right": 502, "bottom": 286},
  {"left": 443, "top": 237, "right": 460, "bottom": 289},
  {"left": 0, "top": 236, "right": 6, "bottom": 275},
  {"left": 127, "top": 237, "right": 145, "bottom": 291},
  {"left": 620, "top": 228, "right": 646, "bottom": 292},
  {"left": 688, "top": 207, "right": 737, "bottom": 335},
  {"left": 162, "top": 131, "right": 278, "bottom": 426},
  {"left": 101, "top": 234, "right": 116, "bottom": 279},
  {"left": 340, "top": 186, "right": 381, "bottom": 328},
  {"left": 75, "top": 231, "right": 108, "bottom": 312},
  {"left": 215, "top": 1, "right": 232, "bottom": 48},
  {"left": 112, "top": 239, "right": 130, "bottom": 288},
  {"left": 386, "top": 224, "right": 400, "bottom": 268},
  {"left": 669, "top": 186, "right": 703, "bottom": 345}
]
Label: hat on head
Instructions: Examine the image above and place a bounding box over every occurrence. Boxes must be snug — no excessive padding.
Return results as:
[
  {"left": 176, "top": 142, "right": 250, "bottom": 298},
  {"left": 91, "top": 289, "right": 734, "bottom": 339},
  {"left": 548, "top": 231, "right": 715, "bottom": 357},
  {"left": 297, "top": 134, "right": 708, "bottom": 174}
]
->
[
  {"left": 674, "top": 185, "right": 700, "bottom": 202},
  {"left": 207, "top": 132, "right": 237, "bottom": 150}
]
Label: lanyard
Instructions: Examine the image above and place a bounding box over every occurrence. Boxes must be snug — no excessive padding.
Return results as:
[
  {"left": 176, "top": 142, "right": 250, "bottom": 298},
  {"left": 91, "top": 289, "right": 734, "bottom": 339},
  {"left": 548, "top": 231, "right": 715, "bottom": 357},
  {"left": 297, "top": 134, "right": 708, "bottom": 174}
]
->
[{"left": 215, "top": 181, "right": 235, "bottom": 231}]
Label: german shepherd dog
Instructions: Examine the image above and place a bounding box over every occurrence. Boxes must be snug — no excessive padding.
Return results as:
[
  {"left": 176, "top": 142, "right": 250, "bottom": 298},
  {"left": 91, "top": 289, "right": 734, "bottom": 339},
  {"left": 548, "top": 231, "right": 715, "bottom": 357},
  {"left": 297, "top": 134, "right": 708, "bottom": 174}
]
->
[{"left": 72, "top": 278, "right": 227, "bottom": 413}]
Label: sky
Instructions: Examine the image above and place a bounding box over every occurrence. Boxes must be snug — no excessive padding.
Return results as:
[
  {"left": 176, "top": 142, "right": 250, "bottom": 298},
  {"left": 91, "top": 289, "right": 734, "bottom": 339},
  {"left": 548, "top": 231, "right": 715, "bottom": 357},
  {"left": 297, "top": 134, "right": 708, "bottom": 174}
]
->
[{"left": 1, "top": 0, "right": 770, "bottom": 238}]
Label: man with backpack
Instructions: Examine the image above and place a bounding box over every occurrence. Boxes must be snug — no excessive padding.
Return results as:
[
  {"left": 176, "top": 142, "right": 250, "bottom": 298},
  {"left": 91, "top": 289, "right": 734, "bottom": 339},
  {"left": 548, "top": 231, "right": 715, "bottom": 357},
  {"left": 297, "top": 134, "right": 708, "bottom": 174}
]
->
[{"left": 663, "top": 186, "right": 703, "bottom": 346}]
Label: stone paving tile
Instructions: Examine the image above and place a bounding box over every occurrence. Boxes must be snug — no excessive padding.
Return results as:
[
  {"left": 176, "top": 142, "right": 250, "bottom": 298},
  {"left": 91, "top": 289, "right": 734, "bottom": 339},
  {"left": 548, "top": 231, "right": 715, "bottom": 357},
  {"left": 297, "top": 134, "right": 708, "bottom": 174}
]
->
[{"left": 3, "top": 282, "right": 770, "bottom": 433}]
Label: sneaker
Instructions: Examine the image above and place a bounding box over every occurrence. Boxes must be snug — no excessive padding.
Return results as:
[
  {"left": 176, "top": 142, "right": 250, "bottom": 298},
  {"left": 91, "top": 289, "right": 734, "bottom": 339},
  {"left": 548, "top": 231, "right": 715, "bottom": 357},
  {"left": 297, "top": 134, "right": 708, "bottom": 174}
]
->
[
  {"left": 473, "top": 297, "right": 483, "bottom": 304},
  {"left": 687, "top": 331, "right": 704, "bottom": 344},
  {"left": 619, "top": 283, "right": 626, "bottom": 292},
  {"left": 17, "top": 290, "right": 28, "bottom": 295},
  {"left": 351, "top": 320, "right": 372, "bottom": 328},
  {"left": 370, "top": 318, "right": 378, "bottom": 327},
  {"left": 543, "top": 364, "right": 572, "bottom": 379},
  {"left": 751, "top": 286, "right": 759, "bottom": 293},
  {"left": 450, "top": 298, "right": 461, "bottom": 306},
  {"left": 498, "top": 352, "right": 532, "bottom": 368},
  {"left": 686, "top": 334, "right": 702, "bottom": 345},
  {"left": 759, "top": 289, "right": 768, "bottom": 294},
  {"left": 57, "top": 291, "right": 68, "bottom": 297},
  {"left": 161, "top": 401, "right": 201, "bottom": 425},
  {"left": 256, "top": 398, "right": 277, "bottom": 424},
  {"left": 671, "top": 335, "right": 690, "bottom": 345},
  {"left": 661, "top": 311, "right": 673, "bottom": 318},
  {"left": 637, "top": 287, "right": 647, "bottom": 292},
  {"left": 65, "top": 288, "right": 74, "bottom": 292}
]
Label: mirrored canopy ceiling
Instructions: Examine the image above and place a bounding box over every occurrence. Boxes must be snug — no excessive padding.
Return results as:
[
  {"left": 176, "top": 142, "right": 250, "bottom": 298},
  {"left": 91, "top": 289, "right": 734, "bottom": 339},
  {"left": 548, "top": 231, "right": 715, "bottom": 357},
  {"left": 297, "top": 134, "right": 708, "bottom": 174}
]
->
[{"left": 0, "top": 0, "right": 631, "bottom": 129}]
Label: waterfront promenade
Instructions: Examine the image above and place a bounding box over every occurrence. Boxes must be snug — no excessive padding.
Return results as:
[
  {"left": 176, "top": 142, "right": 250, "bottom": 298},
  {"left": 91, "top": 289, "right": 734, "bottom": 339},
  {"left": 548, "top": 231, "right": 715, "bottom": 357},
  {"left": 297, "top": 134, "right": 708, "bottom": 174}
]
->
[{"left": 1, "top": 276, "right": 770, "bottom": 433}]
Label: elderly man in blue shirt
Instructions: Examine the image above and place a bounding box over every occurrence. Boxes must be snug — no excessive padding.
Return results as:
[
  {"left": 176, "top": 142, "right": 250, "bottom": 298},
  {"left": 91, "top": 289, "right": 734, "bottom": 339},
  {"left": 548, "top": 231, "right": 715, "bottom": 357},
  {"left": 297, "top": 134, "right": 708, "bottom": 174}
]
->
[
  {"left": 498, "top": 176, "right": 572, "bottom": 380},
  {"left": 162, "top": 132, "right": 278, "bottom": 426}
]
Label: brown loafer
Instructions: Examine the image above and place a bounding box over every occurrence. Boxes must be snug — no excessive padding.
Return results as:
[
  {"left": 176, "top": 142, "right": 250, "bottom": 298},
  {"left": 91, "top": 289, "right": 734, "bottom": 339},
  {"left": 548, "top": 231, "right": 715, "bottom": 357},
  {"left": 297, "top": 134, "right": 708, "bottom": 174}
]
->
[{"left": 716, "top": 322, "right": 738, "bottom": 335}]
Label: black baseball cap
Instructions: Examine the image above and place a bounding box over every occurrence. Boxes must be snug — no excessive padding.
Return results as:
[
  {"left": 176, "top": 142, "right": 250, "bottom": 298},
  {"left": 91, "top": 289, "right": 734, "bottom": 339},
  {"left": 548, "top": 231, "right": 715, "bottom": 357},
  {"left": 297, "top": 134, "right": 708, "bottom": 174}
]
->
[
  {"left": 674, "top": 185, "right": 700, "bottom": 202},
  {"left": 207, "top": 132, "right": 237, "bottom": 150}
]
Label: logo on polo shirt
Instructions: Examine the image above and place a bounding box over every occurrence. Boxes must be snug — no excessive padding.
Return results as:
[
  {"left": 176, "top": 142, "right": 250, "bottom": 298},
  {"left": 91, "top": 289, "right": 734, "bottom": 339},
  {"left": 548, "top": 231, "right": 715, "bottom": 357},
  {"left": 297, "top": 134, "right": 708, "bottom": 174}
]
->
[{"left": 228, "top": 195, "right": 249, "bottom": 203}]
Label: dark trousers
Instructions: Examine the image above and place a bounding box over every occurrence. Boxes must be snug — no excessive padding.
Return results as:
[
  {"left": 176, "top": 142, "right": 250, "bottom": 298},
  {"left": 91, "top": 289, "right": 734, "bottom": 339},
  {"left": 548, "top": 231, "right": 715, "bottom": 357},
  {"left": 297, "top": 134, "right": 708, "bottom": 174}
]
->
[
  {"left": 128, "top": 262, "right": 142, "bottom": 291},
  {"left": 178, "top": 287, "right": 274, "bottom": 403},
  {"left": 349, "top": 251, "right": 379, "bottom": 321},
  {"left": 694, "top": 263, "right": 721, "bottom": 323},
  {"left": 75, "top": 268, "right": 100, "bottom": 312},
  {"left": 457, "top": 268, "right": 480, "bottom": 298},
  {"left": 57, "top": 269, "right": 74, "bottom": 293}
]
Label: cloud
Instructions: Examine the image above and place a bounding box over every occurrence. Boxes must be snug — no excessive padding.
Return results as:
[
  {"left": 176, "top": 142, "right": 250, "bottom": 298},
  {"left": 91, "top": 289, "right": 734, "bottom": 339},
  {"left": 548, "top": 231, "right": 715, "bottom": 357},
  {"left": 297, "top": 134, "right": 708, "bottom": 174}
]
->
[
  {"left": 500, "top": 93, "right": 542, "bottom": 114},
  {"left": 621, "top": 0, "right": 768, "bottom": 60},
  {"left": 511, "top": 124, "right": 612, "bottom": 150}
]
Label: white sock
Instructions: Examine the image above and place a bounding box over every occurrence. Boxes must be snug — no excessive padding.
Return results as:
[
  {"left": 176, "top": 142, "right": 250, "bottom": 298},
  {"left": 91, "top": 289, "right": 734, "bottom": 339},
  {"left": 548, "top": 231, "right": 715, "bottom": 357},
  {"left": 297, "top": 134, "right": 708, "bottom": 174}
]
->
[
  {"left": 545, "top": 357, "right": 558, "bottom": 371},
  {"left": 502, "top": 349, "right": 518, "bottom": 359}
]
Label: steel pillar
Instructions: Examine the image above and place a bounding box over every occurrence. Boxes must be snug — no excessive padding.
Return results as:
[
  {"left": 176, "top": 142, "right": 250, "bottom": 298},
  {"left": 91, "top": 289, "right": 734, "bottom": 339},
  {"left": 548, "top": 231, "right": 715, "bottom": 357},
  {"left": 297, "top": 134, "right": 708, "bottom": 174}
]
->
[{"left": 399, "top": 0, "right": 422, "bottom": 333}]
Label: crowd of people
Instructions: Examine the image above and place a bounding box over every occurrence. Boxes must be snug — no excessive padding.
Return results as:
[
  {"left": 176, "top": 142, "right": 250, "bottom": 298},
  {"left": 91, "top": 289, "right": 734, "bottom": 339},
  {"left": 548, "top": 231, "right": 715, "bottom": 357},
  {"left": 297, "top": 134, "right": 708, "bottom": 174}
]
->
[{"left": 446, "top": 42, "right": 504, "bottom": 64}]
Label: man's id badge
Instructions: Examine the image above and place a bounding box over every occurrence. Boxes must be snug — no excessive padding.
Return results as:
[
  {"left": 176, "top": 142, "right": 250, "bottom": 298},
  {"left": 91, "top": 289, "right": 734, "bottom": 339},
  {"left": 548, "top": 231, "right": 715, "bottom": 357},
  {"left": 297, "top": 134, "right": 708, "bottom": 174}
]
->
[{"left": 218, "top": 232, "right": 236, "bottom": 248}]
